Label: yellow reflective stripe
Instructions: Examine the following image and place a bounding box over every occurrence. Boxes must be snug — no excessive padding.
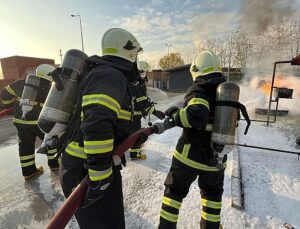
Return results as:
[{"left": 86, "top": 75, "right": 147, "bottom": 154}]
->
[
  {"left": 187, "top": 98, "right": 210, "bottom": 110},
  {"left": 48, "top": 149, "right": 57, "bottom": 159},
  {"left": 201, "top": 211, "right": 221, "bottom": 222},
  {"left": 173, "top": 150, "right": 226, "bottom": 171},
  {"left": 13, "top": 118, "right": 38, "bottom": 125},
  {"left": 88, "top": 167, "right": 112, "bottom": 181},
  {"left": 21, "top": 160, "right": 35, "bottom": 167},
  {"left": 84, "top": 139, "right": 113, "bottom": 145},
  {"left": 20, "top": 154, "right": 35, "bottom": 161},
  {"left": 206, "top": 124, "right": 213, "bottom": 131},
  {"left": 136, "top": 96, "right": 147, "bottom": 102},
  {"left": 48, "top": 149, "right": 57, "bottom": 154},
  {"left": 66, "top": 141, "right": 87, "bottom": 159},
  {"left": 103, "top": 48, "right": 118, "bottom": 55},
  {"left": 134, "top": 111, "right": 143, "bottom": 116},
  {"left": 182, "top": 144, "right": 191, "bottom": 157},
  {"left": 84, "top": 139, "right": 114, "bottom": 154},
  {"left": 48, "top": 155, "right": 56, "bottom": 160},
  {"left": 162, "top": 196, "right": 181, "bottom": 210},
  {"left": 202, "top": 66, "right": 215, "bottom": 74},
  {"left": 82, "top": 94, "right": 120, "bottom": 115},
  {"left": 1, "top": 98, "right": 16, "bottom": 104},
  {"left": 179, "top": 108, "right": 191, "bottom": 128},
  {"left": 160, "top": 209, "right": 178, "bottom": 223},
  {"left": 201, "top": 199, "right": 222, "bottom": 209},
  {"left": 129, "top": 148, "right": 141, "bottom": 153},
  {"left": 147, "top": 106, "right": 155, "bottom": 114},
  {"left": 5, "top": 85, "right": 17, "bottom": 96},
  {"left": 118, "top": 109, "right": 131, "bottom": 120}
]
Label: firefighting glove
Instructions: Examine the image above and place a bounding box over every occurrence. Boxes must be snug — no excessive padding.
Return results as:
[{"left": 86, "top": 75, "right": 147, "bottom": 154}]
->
[
  {"left": 165, "top": 106, "right": 180, "bottom": 126},
  {"left": 152, "top": 109, "right": 166, "bottom": 120},
  {"left": 153, "top": 118, "right": 176, "bottom": 134},
  {"left": 81, "top": 171, "right": 113, "bottom": 208},
  {"left": 135, "top": 132, "right": 149, "bottom": 146}
]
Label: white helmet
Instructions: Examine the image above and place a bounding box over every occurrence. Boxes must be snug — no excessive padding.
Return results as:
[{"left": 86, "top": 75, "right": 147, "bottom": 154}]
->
[
  {"left": 190, "top": 51, "right": 222, "bottom": 80},
  {"left": 36, "top": 64, "right": 55, "bottom": 81},
  {"left": 138, "top": 60, "right": 150, "bottom": 79},
  {"left": 138, "top": 61, "right": 150, "bottom": 72},
  {"left": 101, "top": 28, "right": 142, "bottom": 63}
]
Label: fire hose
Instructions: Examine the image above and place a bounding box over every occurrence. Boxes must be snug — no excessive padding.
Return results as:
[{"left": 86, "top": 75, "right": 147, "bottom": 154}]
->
[
  {"left": 45, "top": 122, "right": 169, "bottom": 229},
  {"left": 0, "top": 108, "right": 13, "bottom": 118}
]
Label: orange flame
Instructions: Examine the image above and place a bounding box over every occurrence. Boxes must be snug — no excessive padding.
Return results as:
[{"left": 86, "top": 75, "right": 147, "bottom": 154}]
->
[{"left": 258, "top": 76, "right": 286, "bottom": 95}]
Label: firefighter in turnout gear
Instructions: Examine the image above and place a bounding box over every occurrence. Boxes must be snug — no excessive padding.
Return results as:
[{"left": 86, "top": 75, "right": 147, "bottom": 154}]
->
[
  {"left": 158, "top": 51, "right": 227, "bottom": 229},
  {"left": 0, "top": 64, "right": 60, "bottom": 180},
  {"left": 59, "top": 28, "right": 143, "bottom": 228},
  {"left": 129, "top": 60, "right": 165, "bottom": 160}
]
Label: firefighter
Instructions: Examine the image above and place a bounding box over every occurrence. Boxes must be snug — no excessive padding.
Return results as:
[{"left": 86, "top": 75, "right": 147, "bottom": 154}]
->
[
  {"left": 158, "top": 51, "right": 227, "bottom": 229},
  {"left": 59, "top": 28, "right": 144, "bottom": 228},
  {"left": 129, "top": 60, "right": 165, "bottom": 160},
  {"left": 0, "top": 64, "right": 60, "bottom": 180}
]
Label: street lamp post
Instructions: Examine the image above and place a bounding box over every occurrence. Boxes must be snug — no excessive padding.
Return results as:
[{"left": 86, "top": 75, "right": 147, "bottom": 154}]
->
[
  {"left": 165, "top": 43, "right": 172, "bottom": 68},
  {"left": 71, "top": 14, "right": 84, "bottom": 52},
  {"left": 59, "top": 49, "right": 63, "bottom": 63},
  {"left": 228, "top": 30, "right": 239, "bottom": 81}
]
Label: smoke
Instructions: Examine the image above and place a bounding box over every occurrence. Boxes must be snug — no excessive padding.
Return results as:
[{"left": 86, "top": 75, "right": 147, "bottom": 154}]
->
[{"left": 239, "top": 0, "right": 297, "bottom": 33}]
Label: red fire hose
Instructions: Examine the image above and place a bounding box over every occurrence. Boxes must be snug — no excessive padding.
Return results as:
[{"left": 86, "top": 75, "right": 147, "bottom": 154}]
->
[
  {"left": 0, "top": 108, "right": 13, "bottom": 118},
  {"left": 46, "top": 126, "right": 156, "bottom": 229}
]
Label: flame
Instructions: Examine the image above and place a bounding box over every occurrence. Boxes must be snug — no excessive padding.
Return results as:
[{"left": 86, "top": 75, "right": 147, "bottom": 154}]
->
[{"left": 258, "top": 76, "right": 286, "bottom": 95}]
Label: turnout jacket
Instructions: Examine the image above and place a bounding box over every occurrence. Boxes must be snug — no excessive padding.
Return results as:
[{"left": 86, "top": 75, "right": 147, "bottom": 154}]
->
[
  {"left": 63, "top": 56, "right": 136, "bottom": 182},
  {"left": 173, "top": 73, "right": 227, "bottom": 172},
  {"left": 130, "top": 79, "right": 155, "bottom": 118},
  {"left": 0, "top": 79, "right": 50, "bottom": 125}
]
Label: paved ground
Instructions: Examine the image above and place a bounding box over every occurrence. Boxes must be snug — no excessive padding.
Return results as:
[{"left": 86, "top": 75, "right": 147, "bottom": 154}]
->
[
  {"left": 0, "top": 89, "right": 182, "bottom": 228},
  {"left": 0, "top": 87, "right": 299, "bottom": 228},
  {"left": 0, "top": 117, "right": 17, "bottom": 146}
]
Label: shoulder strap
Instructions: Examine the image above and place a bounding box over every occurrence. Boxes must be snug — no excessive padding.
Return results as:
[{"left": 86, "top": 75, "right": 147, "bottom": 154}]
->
[{"left": 215, "top": 100, "right": 251, "bottom": 135}]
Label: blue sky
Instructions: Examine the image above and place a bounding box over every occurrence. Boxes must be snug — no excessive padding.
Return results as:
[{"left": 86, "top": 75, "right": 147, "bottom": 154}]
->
[{"left": 0, "top": 0, "right": 297, "bottom": 67}]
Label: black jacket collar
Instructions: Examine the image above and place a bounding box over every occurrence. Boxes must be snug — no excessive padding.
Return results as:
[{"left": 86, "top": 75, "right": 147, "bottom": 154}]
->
[
  {"left": 87, "top": 55, "right": 139, "bottom": 83},
  {"left": 194, "top": 73, "right": 226, "bottom": 85},
  {"left": 87, "top": 55, "right": 134, "bottom": 72}
]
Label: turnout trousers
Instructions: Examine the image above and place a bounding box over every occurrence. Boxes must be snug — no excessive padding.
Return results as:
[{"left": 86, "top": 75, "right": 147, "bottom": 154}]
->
[
  {"left": 129, "top": 116, "right": 143, "bottom": 158},
  {"left": 59, "top": 163, "right": 125, "bottom": 229},
  {"left": 15, "top": 124, "right": 59, "bottom": 176},
  {"left": 158, "top": 159, "right": 225, "bottom": 229}
]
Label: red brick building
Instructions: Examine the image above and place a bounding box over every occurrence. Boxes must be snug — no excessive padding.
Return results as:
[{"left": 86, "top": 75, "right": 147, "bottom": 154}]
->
[{"left": 0, "top": 55, "right": 55, "bottom": 90}]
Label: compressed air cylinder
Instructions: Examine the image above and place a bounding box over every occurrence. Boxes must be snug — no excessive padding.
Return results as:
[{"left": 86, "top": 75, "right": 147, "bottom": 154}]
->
[
  {"left": 38, "top": 49, "right": 88, "bottom": 137},
  {"left": 20, "top": 74, "right": 40, "bottom": 119},
  {"left": 211, "top": 81, "right": 240, "bottom": 146}
]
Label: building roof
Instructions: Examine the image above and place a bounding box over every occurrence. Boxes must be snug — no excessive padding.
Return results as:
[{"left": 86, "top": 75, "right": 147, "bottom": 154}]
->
[
  {"left": 163, "top": 64, "right": 191, "bottom": 72},
  {"left": 0, "top": 55, "right": 54, "bottom": 61}
]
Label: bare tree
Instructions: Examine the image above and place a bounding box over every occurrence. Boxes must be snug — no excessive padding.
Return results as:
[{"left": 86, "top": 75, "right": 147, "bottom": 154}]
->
[
  {"left": 234, "top": 33, "right": 254, "bottom": 69},
  {"left": 193, "top": 17, "right": 300, "bottom": 72},
  {"left": 196, "top": 38, "right": 229, "bottom": 67}
]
